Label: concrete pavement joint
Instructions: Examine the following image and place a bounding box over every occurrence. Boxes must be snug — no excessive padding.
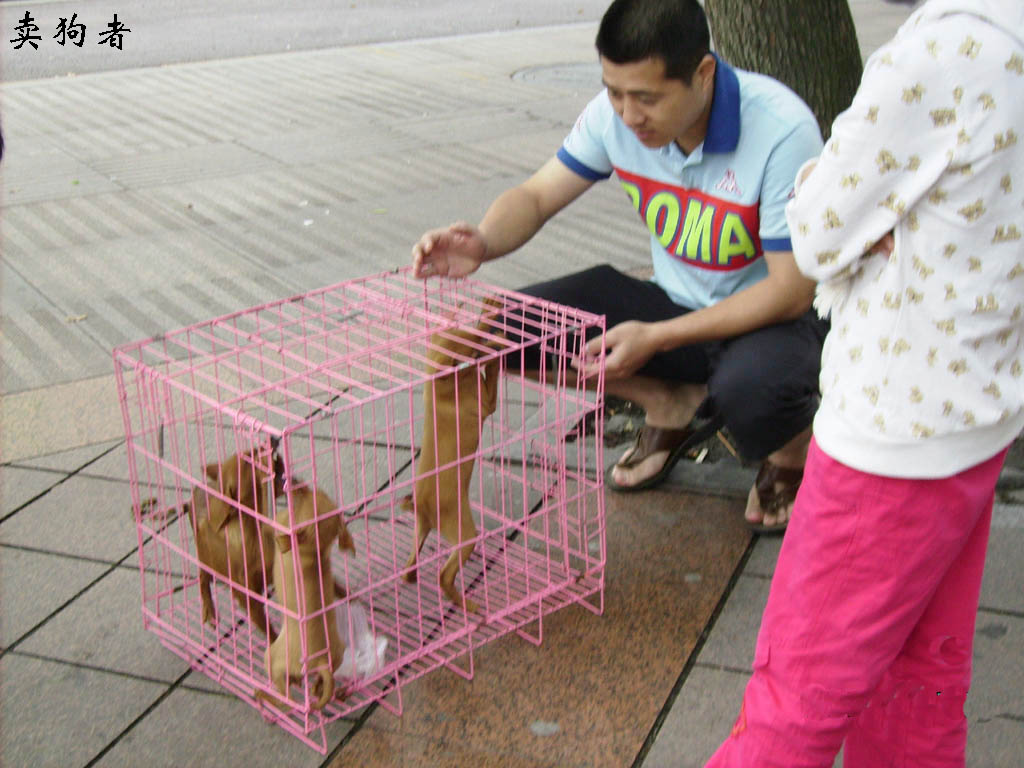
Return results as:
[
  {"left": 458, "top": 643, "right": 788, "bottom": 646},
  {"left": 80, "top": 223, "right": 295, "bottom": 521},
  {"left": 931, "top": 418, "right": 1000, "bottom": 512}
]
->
[
  {"left": 630, "top": 535, "right": 757, "bottom": 768},
  {"left": 7, "top": 648, "right": 207, "bottom": 692},
  {"left": 0, "top": 440, "right": 124, "bottom": 525},
  {"left": 977, "top": 606, "right": 1024, "bottom": 621},
  {"left": 694, "top": 661, "right": 753, "bottom": 677},
  {"left": 318, "top": 701, "right": 380, "bottom": 768},
  {"left": 0, "top": 541, "right": 128, "bottom": 569},
  {"left": 0, "top": 558, "right": 125, "bottom": 659},
  {"left": 82, "top": 669, "right": 193, "bottom": 768}
]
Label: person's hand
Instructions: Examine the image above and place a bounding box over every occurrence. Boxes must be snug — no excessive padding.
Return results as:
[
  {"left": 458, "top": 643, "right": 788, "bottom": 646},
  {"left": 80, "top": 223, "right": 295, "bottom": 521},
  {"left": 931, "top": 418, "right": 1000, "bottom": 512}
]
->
[
  {"left": 575, "top": 320, "right": 660, "bottom": 380},
  {"left": 869, "top": 231, "right": 895, "bottom": 258},
  {"left": 411, "top": 221, "right": 488, "bottom": 279},
  {"left": 796, "top": 158, "right": 818, "bottom": 185}
]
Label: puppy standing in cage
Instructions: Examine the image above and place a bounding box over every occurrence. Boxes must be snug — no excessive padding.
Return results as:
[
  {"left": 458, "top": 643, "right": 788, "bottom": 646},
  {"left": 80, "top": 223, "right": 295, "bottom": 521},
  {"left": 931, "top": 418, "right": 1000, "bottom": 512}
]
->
[
  {"left": 140, "top": 445, "right": 283, "bottom": 641},
  {"left": 260, "top": 483, "right": 355, "bottom": 711},
  {"left": 403, "top": 301, "right": 505, "bottom": 615}
]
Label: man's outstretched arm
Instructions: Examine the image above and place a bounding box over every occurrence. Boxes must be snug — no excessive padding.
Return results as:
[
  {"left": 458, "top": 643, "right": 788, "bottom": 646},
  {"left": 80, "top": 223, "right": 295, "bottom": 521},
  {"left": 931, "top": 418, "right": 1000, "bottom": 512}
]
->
[{"left": 412, "top": 156, "right": 595, "bottom": 278}]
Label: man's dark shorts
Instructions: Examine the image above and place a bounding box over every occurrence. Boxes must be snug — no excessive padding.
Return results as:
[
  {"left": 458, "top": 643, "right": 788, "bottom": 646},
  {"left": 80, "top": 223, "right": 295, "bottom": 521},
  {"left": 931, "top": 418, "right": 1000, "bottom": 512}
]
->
[{"left": 517, "top": 264, "right": 827, "bottom": 462}]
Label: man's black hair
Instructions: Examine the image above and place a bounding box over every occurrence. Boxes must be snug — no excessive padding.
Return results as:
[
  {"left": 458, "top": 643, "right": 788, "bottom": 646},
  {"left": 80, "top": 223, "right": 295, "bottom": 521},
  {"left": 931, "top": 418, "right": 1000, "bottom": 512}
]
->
[{"left": 596, "top": 0, "right": 711, "bottom": 83}]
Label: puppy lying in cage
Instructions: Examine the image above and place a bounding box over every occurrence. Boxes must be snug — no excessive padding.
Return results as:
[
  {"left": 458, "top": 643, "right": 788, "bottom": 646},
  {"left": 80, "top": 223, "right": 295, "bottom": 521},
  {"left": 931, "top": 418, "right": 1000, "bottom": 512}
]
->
[
  {"left": 260, "top": 484, "right": 355, "bottom": 711},
  {"left": 141, "top": 445, "right": 282, "bottom": 641},
  {"left": 402, "top": 301, "right": 504, "bottom": 614}
]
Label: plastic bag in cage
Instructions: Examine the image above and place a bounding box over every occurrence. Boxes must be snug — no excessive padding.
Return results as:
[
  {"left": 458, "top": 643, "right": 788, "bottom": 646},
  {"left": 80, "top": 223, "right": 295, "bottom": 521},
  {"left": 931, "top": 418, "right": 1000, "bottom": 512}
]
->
[{"left": 336, "top": 601, "right": 388, "bottom": 682}]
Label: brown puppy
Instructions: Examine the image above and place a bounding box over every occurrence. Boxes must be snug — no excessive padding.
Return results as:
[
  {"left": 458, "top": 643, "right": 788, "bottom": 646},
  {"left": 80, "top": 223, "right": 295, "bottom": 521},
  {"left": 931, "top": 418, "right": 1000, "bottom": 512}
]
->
[
  {"left": 260, "top": 485, "right": 355, "bottom": 711},
  {"left": 189, "top": 448, "right": 282, "bottom": 641},
  {"left": 403, "top": 308, "right": 503, "bottom": 614},
  {"left": 138, "top": 449, "right": 279, "bottom": 638}
]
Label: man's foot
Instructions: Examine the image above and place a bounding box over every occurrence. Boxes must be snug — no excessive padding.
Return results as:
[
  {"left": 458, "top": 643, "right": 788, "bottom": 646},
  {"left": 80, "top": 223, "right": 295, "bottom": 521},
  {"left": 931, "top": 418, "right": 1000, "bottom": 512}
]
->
[
  {"left": 607, "top": 419, "right": 718, "bottom": 492},
  {"left": 744, "top": 460, "right": 803, "bottom": 534},
  {"left": 603, "top": 381, "right": 710, "bottom": 491}
]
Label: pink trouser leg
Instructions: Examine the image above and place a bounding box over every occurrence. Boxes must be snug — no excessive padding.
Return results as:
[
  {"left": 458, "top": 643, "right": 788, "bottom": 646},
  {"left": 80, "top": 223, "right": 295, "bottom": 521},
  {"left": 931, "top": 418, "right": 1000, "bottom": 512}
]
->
[
  {"left": 706, "top": 439, "right": 1008, "bottom": 768},
  {"left": 842, "top": 486, "right": 993, "bottom": 768}
]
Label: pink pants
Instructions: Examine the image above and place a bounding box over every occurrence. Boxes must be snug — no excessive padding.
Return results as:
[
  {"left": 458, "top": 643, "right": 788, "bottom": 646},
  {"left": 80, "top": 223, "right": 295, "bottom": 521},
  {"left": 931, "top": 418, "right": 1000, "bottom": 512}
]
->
[{"left": 707, "top": 438, "right": 1009, "bottom": 768}]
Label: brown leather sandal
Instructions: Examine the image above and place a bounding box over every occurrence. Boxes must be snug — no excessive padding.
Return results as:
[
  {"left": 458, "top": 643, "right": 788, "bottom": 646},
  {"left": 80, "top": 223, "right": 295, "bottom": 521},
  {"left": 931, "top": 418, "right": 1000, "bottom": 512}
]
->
[
  {"left": 606, "top": 417, "right": 720, "bottom": 493},
  {"left": 748, "top": 460, "right": 804, "bottom": 534}
]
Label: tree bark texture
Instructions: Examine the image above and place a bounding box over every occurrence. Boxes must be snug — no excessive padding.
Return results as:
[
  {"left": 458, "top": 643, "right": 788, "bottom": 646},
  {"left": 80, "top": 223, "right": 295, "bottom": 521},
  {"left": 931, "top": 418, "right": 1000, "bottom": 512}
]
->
[{"left": 705, "top": 0, "right": 864, "bottom": 139}]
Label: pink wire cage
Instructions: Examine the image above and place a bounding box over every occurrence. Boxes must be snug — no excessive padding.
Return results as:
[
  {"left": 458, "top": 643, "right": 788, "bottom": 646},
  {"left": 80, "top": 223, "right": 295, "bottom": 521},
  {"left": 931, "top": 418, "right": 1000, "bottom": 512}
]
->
[{"left": 113, "top": 268, "right": 607, "bottom": 752}]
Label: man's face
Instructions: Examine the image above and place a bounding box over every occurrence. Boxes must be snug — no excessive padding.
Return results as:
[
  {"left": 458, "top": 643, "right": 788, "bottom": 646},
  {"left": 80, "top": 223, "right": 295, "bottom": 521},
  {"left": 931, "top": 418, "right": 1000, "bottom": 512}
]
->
[{"left": 600, "top": 54, "right": 715, "bottom": 151}]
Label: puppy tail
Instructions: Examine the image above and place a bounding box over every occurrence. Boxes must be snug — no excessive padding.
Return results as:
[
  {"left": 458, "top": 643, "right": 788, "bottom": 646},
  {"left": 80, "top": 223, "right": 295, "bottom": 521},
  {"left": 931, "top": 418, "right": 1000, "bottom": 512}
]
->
[{"left": 311, "top": 666, "right": 335, "bottom": 710}]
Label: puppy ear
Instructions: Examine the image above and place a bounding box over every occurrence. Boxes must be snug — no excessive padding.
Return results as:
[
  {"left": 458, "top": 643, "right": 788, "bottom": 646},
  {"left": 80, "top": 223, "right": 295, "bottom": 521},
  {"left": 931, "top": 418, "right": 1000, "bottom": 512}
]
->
[
  {"left": 205, "top": 463, "right": 219, "bottom": 481},
  {"left": 208, "top": 498, "right": 233, "bottom": 532},
  {"left": 275, "top": 533, "right": 292, "bottom": 553}
]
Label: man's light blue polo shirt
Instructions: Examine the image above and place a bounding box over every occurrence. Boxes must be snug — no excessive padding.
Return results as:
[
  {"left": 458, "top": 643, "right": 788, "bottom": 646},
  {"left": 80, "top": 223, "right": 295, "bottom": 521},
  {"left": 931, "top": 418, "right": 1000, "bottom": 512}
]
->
[{"left": 558, "top": 56, "right": 822, "bottom": 310}]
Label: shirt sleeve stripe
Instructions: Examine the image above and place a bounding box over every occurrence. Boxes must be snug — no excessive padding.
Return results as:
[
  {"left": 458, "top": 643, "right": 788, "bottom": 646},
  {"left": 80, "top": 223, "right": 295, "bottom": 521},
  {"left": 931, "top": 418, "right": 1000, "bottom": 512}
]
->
[
  {"left": 557, "top": 147, "right": 611, "bottom": 181},
  {"left": 761, "top": 237, "right": 793, "bottom": 253}
]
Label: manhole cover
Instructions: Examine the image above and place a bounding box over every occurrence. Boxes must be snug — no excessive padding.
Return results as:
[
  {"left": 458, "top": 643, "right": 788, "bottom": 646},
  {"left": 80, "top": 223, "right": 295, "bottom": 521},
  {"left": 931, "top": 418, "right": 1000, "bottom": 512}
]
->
[{"left": 511, "top": 61, "right": 602, "bottom": 91}]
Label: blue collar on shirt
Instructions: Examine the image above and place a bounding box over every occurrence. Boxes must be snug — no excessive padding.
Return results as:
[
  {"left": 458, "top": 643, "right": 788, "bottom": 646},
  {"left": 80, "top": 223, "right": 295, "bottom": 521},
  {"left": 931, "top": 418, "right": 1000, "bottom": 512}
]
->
[{"left": 703, "top": 53, "right": 740, "bottom": 154}]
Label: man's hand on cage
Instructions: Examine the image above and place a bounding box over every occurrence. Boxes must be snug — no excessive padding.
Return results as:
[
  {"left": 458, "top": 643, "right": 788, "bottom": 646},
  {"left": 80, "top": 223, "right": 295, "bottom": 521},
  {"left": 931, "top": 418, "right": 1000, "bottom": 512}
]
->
[
  {"left": 576, "top": 320, "right": 659, "bottom": 380},
  {"left": 412, "top": 222, "right": 487, "bottom": 279}
]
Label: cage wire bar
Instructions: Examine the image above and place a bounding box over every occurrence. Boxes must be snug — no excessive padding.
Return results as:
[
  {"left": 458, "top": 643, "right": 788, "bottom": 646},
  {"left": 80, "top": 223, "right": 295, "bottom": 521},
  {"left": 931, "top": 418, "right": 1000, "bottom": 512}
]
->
[{"left": 113, "top": 268, "right": 607, "bottom": 752}]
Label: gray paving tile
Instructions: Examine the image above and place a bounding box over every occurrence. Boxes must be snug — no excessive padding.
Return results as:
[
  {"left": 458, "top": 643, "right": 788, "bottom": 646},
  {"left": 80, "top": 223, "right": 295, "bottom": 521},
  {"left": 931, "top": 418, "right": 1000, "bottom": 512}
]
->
[
  {"left": 0, "top": 464, "right": 67, "bottom": 516},
  {"left": 0, "top": 139, "right": 122, "bottom": 206},
  {"left": 969, "top": 613, "right": 1024, "bottom": 721},
  {"left": 0, "top": 653, "right": 167, "bottom": 768},
  {"left": 19, "top": 567, "right": 189, "bottom": 683},
  {"left": 93, "top": 685, "right": 353, "bottom": 767},
  {"left": 0, "top": 546, "right": 109, "bottom": 648},
  {"left": 92, "top": 142, "right": 283, "bottom": 190},
  {"left": 743, "top": 535, "right": 782, "bottom": 578},
  {"left": 0, "top": 260, "right": 49, "bottom": 332},
  {"left": 180, "top": 668, "right": 238, "bottom": 696},
  {"left": 966, "top": 717, "right": 1024, "bottom": 768},
  {"left": 0, "top": 473, "right": 136, "bottom": 562},
  {"left": 695, "top": 575, "right": 769, "bottom": 671},
  {"left": 642, "top": 667, "right": 844, "bottom": 768},
  {"left": 0, "top": 296, "right": 113, "bottom": 391},
  {"left": 14, "top": 440, "right": 127, "bottom": 480},
  {"left": 21, "top": 232, "right": 296, "bottom": 357},
  {"left": 643, "top": 666, "right": 748, "bottom": 768},
  {"left": 238, "top": 122, "right": 418, "bottom": 168},
  {"left": 981, "top": 505, "right": 1024, "bottom": 614},
  {"left": 664, "top": 457, "right": 756, "bottom": 502}
]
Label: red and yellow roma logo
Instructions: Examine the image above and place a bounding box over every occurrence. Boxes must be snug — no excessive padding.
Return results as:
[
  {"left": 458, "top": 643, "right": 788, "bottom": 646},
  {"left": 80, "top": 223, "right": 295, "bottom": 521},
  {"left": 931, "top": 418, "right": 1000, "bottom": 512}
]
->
[{"left": 616, "top": 168, "right": 762, "bottom": 271}]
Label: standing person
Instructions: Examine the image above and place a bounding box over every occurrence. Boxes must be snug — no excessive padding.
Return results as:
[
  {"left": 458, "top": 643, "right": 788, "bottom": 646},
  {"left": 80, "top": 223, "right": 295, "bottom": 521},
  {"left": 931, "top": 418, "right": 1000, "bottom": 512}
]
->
[
  {"left": 412, "top": 0, "right": 825, "bottom": 533},
  {"left": 708, "top": 0, "right": 1024, "bottom": 765}
]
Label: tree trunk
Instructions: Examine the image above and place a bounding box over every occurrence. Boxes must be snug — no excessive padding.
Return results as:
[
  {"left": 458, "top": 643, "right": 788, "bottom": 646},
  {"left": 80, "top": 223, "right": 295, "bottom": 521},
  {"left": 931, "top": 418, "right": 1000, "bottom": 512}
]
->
[{"left": 705, "top": 0, "right": 863, "bottom": 140}]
